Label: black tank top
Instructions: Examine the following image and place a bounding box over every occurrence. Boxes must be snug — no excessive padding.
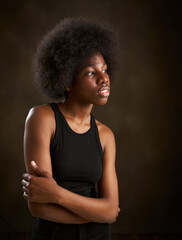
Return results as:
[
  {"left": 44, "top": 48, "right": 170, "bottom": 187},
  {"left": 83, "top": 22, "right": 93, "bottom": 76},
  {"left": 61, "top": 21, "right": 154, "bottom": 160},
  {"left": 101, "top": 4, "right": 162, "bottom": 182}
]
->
[
  {"left": 49, "top": 103, "right": 103, "bottom": 197},
  {"left": 32, "top": 103, "right": 111, "bottom": 240}
]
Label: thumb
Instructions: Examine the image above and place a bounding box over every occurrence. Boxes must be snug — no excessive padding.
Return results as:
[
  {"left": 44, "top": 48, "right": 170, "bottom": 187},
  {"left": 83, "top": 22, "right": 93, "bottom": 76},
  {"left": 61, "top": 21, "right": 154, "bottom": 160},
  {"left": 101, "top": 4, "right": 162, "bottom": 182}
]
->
[{"left": 31, "top": 161, "right": 49, "bottom": 177}]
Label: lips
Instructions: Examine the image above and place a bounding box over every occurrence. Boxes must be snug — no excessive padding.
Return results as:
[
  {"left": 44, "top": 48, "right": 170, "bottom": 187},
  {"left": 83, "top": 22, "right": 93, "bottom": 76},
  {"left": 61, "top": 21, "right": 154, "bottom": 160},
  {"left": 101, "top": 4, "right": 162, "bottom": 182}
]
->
[{"left": 97, "top": 86, "right": 110, "bottom": 97}]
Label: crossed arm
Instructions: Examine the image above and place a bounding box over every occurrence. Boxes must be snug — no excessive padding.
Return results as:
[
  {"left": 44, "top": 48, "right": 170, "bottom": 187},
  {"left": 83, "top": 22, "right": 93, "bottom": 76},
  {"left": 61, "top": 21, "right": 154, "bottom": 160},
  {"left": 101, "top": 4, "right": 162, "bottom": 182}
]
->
[{"left": 22, "top": 106, "right": 120, "bottom": 224}]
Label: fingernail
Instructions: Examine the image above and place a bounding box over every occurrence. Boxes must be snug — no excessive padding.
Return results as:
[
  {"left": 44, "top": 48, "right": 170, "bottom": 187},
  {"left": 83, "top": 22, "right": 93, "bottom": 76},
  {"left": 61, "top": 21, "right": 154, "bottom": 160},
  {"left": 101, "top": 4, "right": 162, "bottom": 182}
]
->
[{"left": 31, "top": 161, "right": 36, "bottom": 166}]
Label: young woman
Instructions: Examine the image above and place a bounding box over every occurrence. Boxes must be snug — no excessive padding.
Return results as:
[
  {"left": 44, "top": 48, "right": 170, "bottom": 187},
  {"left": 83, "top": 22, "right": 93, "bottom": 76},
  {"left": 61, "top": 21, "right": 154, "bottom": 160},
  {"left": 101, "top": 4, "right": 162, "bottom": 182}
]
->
[{"left": 21, "top": 17, "right": 120, "bottom": 240}]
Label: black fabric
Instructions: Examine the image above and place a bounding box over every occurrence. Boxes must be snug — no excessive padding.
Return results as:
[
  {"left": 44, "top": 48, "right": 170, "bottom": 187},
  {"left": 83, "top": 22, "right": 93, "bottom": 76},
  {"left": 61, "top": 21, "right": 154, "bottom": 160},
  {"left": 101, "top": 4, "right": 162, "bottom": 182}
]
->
[
  {"left": 32, "top": 218, "right": 111, "bottom": 240},
  {"left": 31, "top": 103, "right": 111, "bottom": 240}
]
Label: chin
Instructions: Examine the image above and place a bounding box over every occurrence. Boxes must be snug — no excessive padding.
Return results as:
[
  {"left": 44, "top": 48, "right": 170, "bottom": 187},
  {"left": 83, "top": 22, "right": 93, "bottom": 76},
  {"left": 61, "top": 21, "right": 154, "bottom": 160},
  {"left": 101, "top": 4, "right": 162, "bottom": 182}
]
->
[{"left": 93, "top": 98, "right": 108, "bottom": 106}]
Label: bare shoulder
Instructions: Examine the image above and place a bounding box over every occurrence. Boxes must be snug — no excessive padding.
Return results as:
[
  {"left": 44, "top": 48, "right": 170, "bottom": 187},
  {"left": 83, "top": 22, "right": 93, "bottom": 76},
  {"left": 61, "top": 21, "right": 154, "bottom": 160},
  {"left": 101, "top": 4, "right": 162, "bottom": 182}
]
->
[
  {"left": 95, "top": 119, "right": 115, "bottom": 152},
  {"left": 95, "top": 119, "right": 115, "bottom": 138},
  {"left": 26, "top": 104, "right": 54, "bottom": 122},
  {"left": 25, "top": 104, "right": 55, "bottom": 135}
]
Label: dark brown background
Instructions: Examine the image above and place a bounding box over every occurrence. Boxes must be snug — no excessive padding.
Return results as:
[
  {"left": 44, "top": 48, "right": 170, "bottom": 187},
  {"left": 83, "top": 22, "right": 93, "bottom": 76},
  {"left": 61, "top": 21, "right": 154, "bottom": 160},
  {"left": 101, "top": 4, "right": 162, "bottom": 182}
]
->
[{"left": 0, "top": 0, "right": 182, "bottom": 238}]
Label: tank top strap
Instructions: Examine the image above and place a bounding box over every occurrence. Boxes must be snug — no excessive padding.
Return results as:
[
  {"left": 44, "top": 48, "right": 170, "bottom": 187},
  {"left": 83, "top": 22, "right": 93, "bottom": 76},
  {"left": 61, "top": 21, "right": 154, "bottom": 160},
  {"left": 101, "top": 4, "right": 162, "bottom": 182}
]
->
[
  {"left": 49, "top": 102, "right": 61, "bottom": 115},
  {"left": 91, "top": 114, "right": 103, "bottom": 156},
  {"left": 49, "top": 102, "right": 63, "bottom": 149}
]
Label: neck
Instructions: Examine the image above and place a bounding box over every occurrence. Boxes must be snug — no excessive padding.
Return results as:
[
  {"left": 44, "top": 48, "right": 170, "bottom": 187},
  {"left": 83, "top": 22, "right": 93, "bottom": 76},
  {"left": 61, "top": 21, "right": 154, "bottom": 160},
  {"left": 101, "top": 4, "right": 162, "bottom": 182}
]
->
[{"left": 59, "top": 98, "right": 93, "bottom": 123}]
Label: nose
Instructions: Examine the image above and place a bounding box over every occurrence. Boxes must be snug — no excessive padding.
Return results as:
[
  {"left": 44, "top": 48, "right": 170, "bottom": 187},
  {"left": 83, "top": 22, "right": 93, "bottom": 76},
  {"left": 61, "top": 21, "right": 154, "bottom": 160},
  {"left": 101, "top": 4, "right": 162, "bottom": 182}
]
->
[{"left": 97, "top": 72, "right": 109, "bottom": 85}]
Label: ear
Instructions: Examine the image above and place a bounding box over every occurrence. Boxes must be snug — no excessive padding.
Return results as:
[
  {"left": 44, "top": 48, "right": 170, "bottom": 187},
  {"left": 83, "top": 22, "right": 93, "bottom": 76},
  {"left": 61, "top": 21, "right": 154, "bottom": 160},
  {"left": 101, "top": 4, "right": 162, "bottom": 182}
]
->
[
  {"left": 66, "top": 87, "right": 71, "bottom": 91},
  {"left": 66, "top": 83, "right": 72, "bottom": 92}
]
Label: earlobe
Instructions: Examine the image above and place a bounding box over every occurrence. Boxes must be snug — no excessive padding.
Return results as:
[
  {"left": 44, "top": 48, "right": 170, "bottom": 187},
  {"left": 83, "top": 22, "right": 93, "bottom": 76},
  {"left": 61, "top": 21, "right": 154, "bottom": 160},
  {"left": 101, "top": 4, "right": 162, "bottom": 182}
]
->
[
  {"left": 66, "top": 87, "right": 71, "bottom": 92},
  {"left": 66, "top": 84, "right": 72, "bottom": 92}
]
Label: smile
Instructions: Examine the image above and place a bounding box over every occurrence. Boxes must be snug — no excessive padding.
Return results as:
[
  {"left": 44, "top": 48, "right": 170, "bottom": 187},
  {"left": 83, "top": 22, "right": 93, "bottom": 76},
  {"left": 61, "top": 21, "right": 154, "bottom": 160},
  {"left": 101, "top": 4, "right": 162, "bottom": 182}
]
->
[{"left": 97, "top": 88, "right": 110, "bottom": 97}]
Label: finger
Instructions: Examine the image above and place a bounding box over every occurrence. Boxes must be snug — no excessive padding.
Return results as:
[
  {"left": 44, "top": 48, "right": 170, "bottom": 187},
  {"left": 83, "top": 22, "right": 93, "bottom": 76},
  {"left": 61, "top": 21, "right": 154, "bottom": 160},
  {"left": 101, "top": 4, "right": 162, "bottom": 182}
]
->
[
  {"left": 31, "top": 161, "right": 49, "bottom": 177},
  {"left": 21, "top": 179, "right": 30, "bottom": 188},
  {"left": 22, "top": 173, "right": 32, "bottom": 181},
  {"left": 23, "top": 191, "right": 30, "bottom": 200},
  {"left": 22, "top": 186, "right": 30, "bottom": 194}
]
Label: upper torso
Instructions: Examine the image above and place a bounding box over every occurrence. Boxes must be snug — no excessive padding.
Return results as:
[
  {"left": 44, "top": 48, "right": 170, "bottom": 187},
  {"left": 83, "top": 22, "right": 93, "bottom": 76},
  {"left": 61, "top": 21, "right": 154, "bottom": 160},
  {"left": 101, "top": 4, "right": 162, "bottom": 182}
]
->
[{"left": 49, "top": 102, "right": 103, "bottom": 197}]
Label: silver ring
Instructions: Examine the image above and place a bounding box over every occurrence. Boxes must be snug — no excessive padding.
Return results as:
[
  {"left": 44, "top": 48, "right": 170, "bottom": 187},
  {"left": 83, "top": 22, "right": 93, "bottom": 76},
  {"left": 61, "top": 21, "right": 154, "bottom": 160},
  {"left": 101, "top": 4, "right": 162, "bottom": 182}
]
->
[{"left": 24, "top": 191, "right": 28, "bottom": 196}]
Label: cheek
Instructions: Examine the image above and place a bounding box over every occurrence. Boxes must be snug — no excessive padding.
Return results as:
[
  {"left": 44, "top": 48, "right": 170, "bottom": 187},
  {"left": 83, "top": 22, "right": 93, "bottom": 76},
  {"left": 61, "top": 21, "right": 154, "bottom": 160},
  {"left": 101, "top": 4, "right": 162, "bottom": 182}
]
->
[
  {"left": 71, "top": 75, "right": 98, "bottom": 97},
  {"left": 78, "top": 80, "right": 96, "bottom": 92}
]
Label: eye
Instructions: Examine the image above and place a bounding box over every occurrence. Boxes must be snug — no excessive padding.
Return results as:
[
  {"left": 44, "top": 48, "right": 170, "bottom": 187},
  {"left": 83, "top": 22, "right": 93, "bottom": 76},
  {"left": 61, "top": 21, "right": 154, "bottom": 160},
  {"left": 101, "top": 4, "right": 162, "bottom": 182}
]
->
[
  {"left": 103, "top": 69, "right": 108, "bottom": 73},
  {"left": 87, "top": 71, "right": 95, "bottom": 76}
]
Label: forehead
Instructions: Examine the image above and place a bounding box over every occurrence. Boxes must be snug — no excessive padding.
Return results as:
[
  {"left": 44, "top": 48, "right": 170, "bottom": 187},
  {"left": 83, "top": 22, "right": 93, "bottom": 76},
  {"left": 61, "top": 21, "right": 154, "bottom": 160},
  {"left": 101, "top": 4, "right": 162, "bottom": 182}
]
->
[{"left": 82, "top": 52, "right": 106, "bottom": 68}]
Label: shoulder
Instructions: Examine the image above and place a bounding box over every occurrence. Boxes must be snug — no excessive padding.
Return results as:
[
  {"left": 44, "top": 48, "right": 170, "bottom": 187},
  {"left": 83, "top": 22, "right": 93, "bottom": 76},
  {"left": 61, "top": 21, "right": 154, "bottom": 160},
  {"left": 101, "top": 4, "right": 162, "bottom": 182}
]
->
[
  {"left": 95, "top": 119, "right": 115, "bottom": 139},
  {"left": 26, "top": 104, "right": 54, "bottom": 123},
  {"left": 95, "top": 119, "right": 115, "bottom": 152},
  {"left": 25, "top": 104, "right": 55, "bottom": 136}
]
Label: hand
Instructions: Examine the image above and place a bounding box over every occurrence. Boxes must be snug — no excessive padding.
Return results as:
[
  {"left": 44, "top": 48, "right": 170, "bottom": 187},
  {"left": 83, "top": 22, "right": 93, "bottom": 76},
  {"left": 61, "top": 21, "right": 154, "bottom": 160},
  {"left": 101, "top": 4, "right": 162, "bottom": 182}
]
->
[{"left": 21, "top": 161, "right": 60, "bottom": 203}]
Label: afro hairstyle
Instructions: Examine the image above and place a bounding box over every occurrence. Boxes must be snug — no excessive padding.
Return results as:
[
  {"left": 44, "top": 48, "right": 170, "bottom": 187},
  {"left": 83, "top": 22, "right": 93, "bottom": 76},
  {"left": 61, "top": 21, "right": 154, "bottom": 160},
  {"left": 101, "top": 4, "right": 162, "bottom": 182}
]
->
[{"left": 32, "top": 17, "right": 120, "bottom": 100}]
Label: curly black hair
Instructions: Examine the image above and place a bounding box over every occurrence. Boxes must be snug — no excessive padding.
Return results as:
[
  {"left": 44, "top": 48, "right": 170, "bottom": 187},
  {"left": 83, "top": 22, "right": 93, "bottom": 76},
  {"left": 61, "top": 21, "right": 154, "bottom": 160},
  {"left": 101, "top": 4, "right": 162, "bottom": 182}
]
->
[{"left": 33, "top": 17, "right": 120, "bottom": 100}]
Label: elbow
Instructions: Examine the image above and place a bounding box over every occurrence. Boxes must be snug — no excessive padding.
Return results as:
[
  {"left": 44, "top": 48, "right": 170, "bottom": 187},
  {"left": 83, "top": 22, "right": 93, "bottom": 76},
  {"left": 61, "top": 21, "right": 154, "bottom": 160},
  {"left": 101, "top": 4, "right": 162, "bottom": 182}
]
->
[
  {"left": 105, "top": 203, "right": 120, "bottom": 224},
  {"left": 106, "top": 209, "right": 119, "bottom": 224}
]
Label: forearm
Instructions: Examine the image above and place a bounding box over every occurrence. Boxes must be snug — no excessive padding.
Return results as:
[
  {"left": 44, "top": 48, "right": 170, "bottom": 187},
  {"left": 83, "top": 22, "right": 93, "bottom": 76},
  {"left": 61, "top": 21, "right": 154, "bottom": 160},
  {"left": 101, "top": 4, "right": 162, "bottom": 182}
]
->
[
  {"left": 28, "top": 201, "right": 90, "bottom": 224},
  {"left": 55, "top": 187, "right": 118, "bottom": 223}
]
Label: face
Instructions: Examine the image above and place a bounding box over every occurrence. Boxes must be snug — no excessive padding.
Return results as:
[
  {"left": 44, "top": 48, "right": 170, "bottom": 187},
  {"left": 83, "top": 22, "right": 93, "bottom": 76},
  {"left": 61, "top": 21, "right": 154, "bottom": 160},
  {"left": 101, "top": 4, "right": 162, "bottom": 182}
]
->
[{"left": 68, "top": 52, "right": 110, "bottom": 106}]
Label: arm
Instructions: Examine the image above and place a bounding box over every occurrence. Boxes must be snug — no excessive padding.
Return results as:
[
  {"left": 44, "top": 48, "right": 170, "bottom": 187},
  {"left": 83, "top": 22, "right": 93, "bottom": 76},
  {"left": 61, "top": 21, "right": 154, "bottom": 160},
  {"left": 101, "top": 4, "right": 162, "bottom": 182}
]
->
[
  {"left": 23, "top": 119, "right": 120, "bottom": 223},
  {"left": 29, "top": 202, "right": 89, "bottom": 224},
  {"left": 23, "top": 105, "right": 89, "bottom": 224}
]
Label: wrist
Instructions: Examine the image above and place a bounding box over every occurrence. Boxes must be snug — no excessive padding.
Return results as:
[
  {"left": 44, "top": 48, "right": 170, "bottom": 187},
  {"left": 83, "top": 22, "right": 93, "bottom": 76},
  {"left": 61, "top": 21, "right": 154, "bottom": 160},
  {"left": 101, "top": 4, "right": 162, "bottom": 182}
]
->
[{"left": 54, "top": 184, "right": 64, "bottom": 205}]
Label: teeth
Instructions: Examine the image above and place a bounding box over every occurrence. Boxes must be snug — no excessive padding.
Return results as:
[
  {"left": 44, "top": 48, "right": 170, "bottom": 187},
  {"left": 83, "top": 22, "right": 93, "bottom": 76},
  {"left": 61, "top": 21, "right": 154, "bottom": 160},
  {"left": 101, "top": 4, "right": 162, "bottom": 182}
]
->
[{"left": 100, "top": 90, "right": 108, "bottom": 93}]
